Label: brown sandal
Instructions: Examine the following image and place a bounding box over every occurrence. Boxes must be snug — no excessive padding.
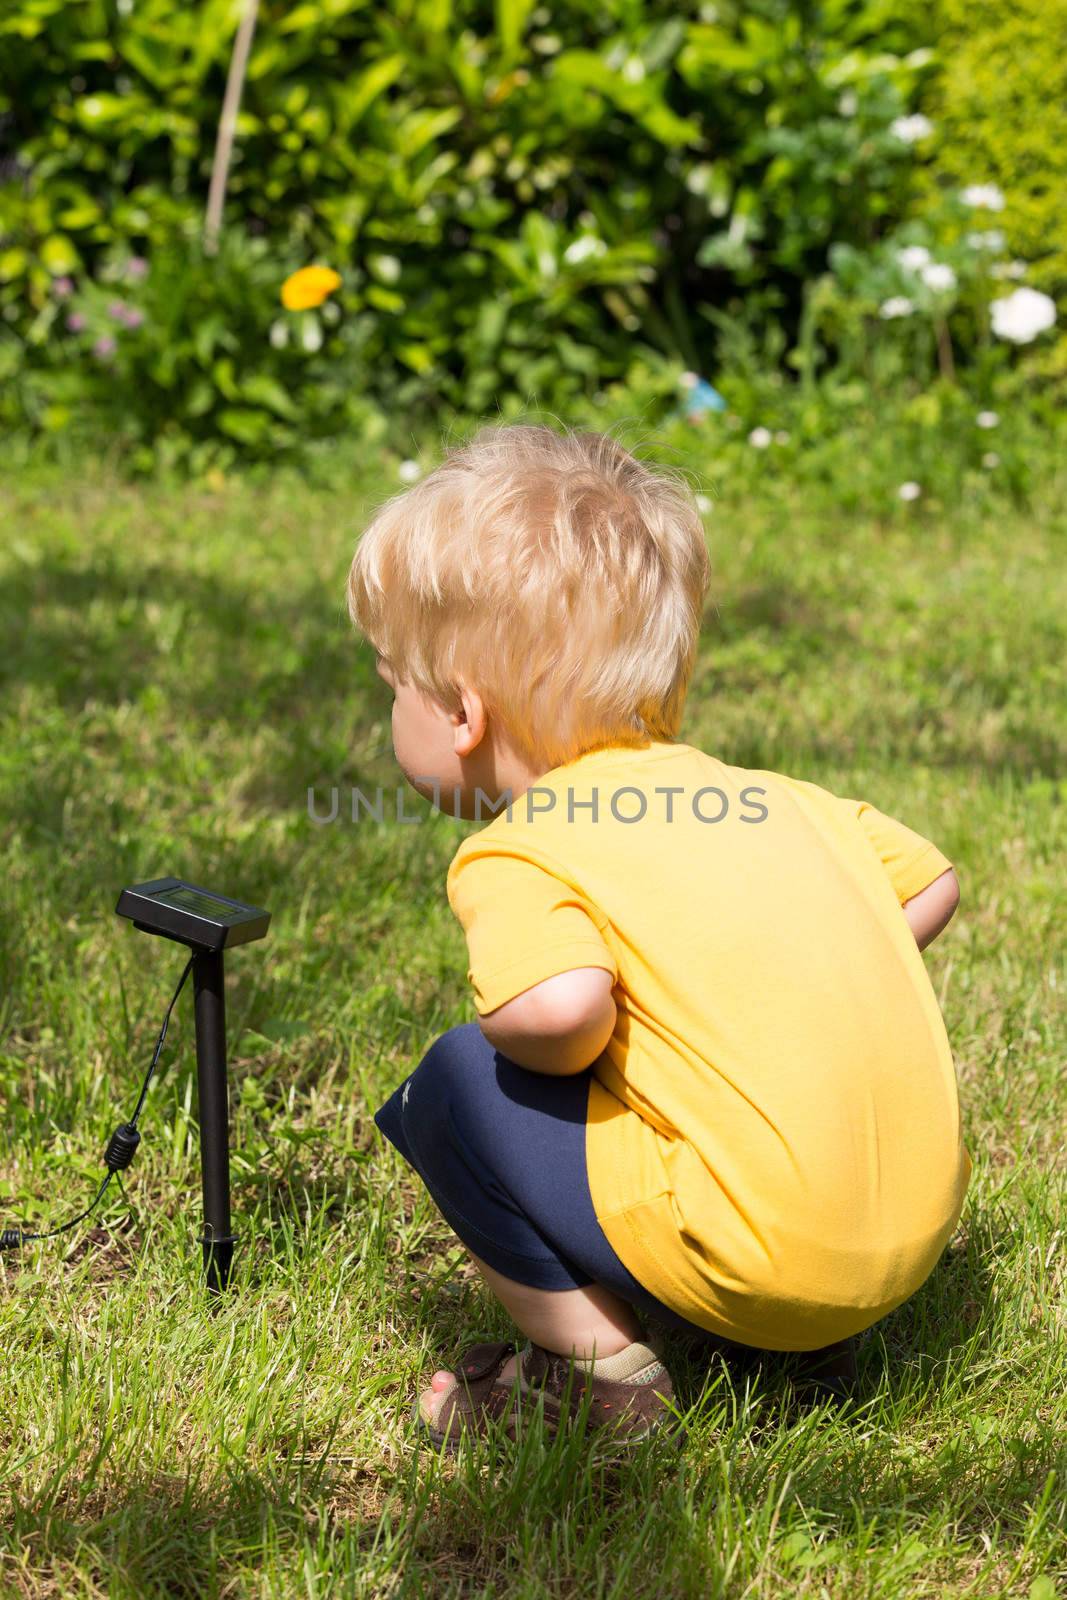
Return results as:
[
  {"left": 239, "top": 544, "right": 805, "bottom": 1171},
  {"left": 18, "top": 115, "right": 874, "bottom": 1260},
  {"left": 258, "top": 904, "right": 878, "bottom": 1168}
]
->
[{"left": 411, "top": 1335, "right": 685, "bottom": 1455}]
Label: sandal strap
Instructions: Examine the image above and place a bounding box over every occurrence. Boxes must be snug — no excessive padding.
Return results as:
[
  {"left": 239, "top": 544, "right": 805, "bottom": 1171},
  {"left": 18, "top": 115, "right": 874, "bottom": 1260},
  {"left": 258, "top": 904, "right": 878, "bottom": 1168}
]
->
[
  {"left": 521, "top": 1340, "right": 675, "bottom": 1437},
  {"left": 455, "top": 1340, "right": 517, "bottom": 1382},
  {"left": 424, "top": 1341, "right": 519, "bottom": 1445}
]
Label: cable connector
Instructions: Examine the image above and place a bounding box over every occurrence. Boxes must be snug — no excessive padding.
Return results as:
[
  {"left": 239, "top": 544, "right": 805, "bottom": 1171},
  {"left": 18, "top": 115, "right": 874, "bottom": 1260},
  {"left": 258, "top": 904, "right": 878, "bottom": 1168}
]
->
[
  {"left": 104, "top": 1122, "right": 141, "bottom": 1172},
  {"left": 1, "top": 952, "right": 191, "bottom": 1253}
]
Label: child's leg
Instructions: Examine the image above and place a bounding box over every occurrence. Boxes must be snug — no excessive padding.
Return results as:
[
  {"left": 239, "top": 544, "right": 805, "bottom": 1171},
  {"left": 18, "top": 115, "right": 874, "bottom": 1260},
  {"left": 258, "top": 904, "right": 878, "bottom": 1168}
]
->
[
  {"left": 375, "top": 1022, "right": 623, "bottom": 1301},
  {"left": 373, "top": 1022, "right": 671, "bottom": 1426},
  {"left": 374, "top": 1022, "right": 728, "bottom": 1351},
  {"left": 465, "top": 1249, "right": 643, "bottom": 1360},
  {"left": 420, "top": 1253, "right": 646, "bottom": 1426}
]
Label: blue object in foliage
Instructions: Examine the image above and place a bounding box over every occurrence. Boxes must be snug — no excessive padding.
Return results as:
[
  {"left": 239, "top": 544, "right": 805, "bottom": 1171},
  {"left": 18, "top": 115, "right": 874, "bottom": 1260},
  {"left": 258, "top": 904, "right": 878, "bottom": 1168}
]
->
[{"left": 681, "top": 374, "right": 727, "bottom": 417}]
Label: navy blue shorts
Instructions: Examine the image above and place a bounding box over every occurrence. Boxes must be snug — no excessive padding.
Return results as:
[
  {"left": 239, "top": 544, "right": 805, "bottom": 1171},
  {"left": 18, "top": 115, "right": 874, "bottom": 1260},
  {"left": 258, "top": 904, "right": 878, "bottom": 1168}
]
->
[{"left": 374, "top": 1021, "right": 722, "bottom": 1345}]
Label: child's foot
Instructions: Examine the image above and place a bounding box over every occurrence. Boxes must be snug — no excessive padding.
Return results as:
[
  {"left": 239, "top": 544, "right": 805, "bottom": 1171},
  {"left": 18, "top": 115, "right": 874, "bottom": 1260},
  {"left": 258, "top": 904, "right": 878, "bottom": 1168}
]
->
[
  {"left": 418, "top": 1351, "right": 520, "bottom": 1428},
  {"left": 413, "top": 1335, "right": 682, "bottom": 1453}
]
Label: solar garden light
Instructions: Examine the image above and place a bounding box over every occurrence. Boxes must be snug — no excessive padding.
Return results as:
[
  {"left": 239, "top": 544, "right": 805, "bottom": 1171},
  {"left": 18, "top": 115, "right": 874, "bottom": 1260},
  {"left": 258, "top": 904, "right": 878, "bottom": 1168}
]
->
[{"left": 2, "top": 878, "right": 270, "bottom": 1296}]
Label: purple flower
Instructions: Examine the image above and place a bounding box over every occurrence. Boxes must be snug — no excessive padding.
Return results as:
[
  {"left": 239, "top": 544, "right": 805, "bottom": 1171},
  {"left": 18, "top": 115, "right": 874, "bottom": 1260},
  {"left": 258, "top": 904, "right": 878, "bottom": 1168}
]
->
[
  {"left": 93, "top": 335, "right": 117, "bottom": 360},
  {"left": 66, "top": 312, "right": 87, "bottom": 333},
  {"left": 107, "top": 300, "right": 144, "bottom": 328},
  {"left": 53, "top": 276, "right": 74, "bottom": 298},
  {"left": 125, "top": 256, "right": 149, "bottom": 281}
]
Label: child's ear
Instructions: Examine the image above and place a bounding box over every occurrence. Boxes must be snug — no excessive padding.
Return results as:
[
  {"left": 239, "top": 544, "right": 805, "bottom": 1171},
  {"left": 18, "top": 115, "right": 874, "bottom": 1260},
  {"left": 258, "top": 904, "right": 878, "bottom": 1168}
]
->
[{"left": 452, "top": 680, "right": 488, "bottom": 756}]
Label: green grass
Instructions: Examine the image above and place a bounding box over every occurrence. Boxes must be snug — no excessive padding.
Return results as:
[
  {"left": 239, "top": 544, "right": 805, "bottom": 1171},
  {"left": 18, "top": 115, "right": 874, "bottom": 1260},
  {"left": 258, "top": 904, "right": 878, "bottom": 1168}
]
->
[{"left": 0, "top": 441, "right": 1064, "bottom": 1599}]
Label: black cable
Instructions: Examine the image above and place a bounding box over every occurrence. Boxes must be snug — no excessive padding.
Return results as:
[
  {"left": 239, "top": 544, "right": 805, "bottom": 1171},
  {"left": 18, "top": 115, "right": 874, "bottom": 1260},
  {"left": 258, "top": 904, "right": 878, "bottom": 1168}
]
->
[{"left": 1, "top": 954, "right": 194, "bottom": 1252}]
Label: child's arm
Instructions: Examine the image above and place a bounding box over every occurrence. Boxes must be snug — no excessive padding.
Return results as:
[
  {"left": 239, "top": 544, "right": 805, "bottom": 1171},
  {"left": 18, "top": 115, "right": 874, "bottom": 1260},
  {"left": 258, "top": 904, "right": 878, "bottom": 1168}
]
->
[
  {"left": 902, "top": 868, "right": 960, "bottom": 951},
  {"left": 478, "top": 967, "right": 617, "bottom": 1076},
  {"left": 831, "top": 793, "right": 959, "bottom": 952},
  {"left": 474, "top": 870, "right": 959, "bottom": 1075}
]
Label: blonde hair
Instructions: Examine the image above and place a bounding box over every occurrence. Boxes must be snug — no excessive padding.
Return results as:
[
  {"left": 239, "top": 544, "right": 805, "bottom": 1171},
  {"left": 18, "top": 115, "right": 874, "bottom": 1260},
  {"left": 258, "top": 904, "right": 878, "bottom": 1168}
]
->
[{"left": 346, "top": 424, "right": 711, "bottom": 772}]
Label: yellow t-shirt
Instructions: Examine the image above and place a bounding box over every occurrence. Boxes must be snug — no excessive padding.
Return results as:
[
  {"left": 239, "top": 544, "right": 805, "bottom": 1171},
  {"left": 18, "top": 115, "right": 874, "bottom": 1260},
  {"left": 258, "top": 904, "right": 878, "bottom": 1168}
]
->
[{"left": 446, "top": 740, "right": 971, "bottom": 1351}]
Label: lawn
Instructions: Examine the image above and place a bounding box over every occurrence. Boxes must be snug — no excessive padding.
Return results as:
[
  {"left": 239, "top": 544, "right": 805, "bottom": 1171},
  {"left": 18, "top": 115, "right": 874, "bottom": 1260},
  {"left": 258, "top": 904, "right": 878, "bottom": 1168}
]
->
[{"left": 0, "top": 444, "right": 1064, "bottom": 1599}]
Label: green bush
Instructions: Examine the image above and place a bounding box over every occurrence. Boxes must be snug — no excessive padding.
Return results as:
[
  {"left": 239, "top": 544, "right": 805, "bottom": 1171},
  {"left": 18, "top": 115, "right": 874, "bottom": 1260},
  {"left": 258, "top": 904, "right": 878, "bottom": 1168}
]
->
[
  {"left": 4, "top": 232, "right": 389, "bottom": 471},
  {"left": 923, "top": 0, "right": 1067, "bottom": 376},
  {"left": 0, "top": 1, "right": 939, "bottom": 446},
  {"left": 0, "top": 0, "right": 1060, "bottom": 464}
]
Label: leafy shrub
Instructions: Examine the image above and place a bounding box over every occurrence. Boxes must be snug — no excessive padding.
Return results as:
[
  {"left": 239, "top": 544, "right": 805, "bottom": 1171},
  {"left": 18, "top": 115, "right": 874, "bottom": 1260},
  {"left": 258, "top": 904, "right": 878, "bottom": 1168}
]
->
[
  {"left": 5, "top": 230, "right": 387, "bottom": 471},
  {"left": 922, "top": 0, "right": 1067, "bottom": 375},
  {"left": 805, "top": 197, "right": 1020, "bottom": 394},
  {"left": 0, "top": 0, "right": 1060, "bottom": 464},
  {"left": 0, "top": 2, "right": 940, "bottom": 443}
]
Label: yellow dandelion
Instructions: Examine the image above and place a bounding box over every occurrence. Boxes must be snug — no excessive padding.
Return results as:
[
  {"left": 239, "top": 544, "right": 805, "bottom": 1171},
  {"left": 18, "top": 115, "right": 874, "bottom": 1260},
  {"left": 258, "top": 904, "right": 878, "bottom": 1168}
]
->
[{"left": 281, "top": 265, "right": 342, "bottom": 311}]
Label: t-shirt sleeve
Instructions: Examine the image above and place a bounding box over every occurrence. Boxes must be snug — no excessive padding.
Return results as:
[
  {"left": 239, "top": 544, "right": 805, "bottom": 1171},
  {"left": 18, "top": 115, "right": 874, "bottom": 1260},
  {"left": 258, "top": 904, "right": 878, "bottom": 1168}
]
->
[
  {"left": 840, "top": 797, "right": 955, "bottom": 905},
  {"left": 447, "top": 843, "right": 618, "bottom": 1016}
]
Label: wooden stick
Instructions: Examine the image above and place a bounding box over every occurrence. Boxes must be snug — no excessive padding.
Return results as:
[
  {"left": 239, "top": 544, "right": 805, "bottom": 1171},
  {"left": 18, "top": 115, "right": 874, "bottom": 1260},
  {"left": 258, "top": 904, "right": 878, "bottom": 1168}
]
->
[
  {"left": 935, "top": 313, "right": 956, "bottom": 383},
  {"left": 204, "top": 0, "right": 260, "bottom": 256}
]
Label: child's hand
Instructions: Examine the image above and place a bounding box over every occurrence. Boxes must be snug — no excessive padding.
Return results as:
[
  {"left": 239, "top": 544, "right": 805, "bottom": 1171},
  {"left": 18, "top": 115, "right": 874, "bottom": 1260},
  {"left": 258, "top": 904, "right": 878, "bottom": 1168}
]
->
[
  {"left": 902, "top": 869, "right": 960, "bottom": 951},
  {"left": 477, "top": 967, "right": 617, "bottom": 1077}
]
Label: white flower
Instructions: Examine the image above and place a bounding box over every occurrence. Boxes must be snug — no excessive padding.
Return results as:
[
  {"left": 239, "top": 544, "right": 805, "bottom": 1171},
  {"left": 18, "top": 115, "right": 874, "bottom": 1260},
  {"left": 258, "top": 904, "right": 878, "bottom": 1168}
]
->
[
  {"left": 369, "top": 253, "right": 402, "bottom": 284},
  {"left": 981, "top": 452, "right": 1000, "bottom": 469},
  {"left": 748, "top": 426, "right": 772, "bottom": 449},
  {"left": 965, "top": 230, "right": 1005, "bottom": 252},
  {"left": 774, "top": 430, "right": 791, "bottom": 445},
  {"left": 890, "top": 114, "right": 933, "bottom": 144},
  {"left": 990, "top": 287, "right": 1057, "bottom": 344},
  {"left": 897, "top": 481, "right": 922, "bottom": 501},
  {"left": 563, "top": 235, "right": 606, "bottom": 265},
  {"left": 838, "top": 91, "right": 858, "bottom": 118},
  {"left": 920, "top": 262, "right": 957, "bottom": 292},
  {"left": 961, "top": 184, "right": 1005, "bottom": 211},
  {"left": 696, "top": 494, "right": 713, "bottom": 514},
  {"left": 879, "top": 296, "right": 914, "bottom": 319},
  {"left": 397, "top": 459, "right": 422, "bottom": 483},
  {"left": 976, "top": 410, "right": 999, "bottom": 429},
  {"left": 897, "top": 245, "right": 931, "bottom": 272},
  {"left": 990, "top": 261, "right": 1027, "bottom": 281}
]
